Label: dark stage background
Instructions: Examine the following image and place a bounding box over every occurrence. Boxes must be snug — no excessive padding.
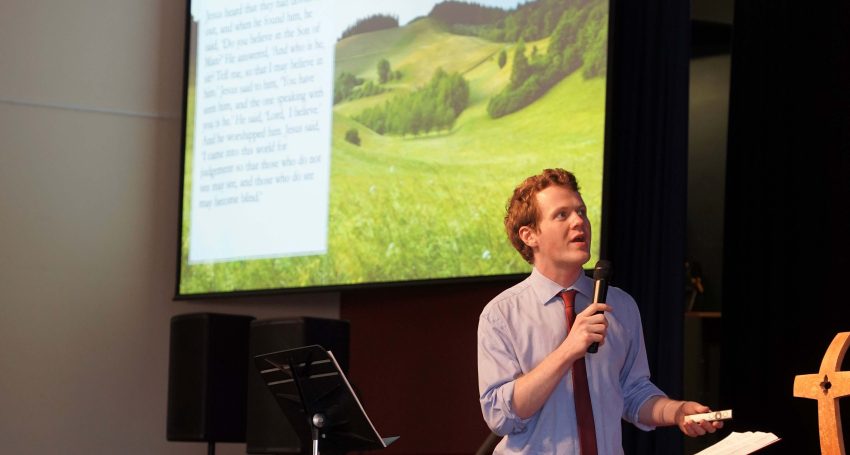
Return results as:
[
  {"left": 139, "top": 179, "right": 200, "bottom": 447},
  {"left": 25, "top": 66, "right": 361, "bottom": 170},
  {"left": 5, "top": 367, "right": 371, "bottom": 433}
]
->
[{"left": 720, "top": 0, "right": 850, "bottom": 453}]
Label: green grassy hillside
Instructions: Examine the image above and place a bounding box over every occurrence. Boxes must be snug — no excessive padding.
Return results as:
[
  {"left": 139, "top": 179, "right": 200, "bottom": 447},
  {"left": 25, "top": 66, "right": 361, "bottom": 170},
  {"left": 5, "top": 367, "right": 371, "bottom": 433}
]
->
[{"left": 324, "top": 23, "right": 605, "bottom": 285}]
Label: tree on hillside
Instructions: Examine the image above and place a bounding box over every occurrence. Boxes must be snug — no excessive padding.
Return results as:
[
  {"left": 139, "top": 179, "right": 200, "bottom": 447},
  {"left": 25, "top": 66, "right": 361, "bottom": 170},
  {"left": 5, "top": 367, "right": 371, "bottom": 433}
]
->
[
  {"left": 339, "top": 14, "right": 399, "bottom": 40},
  {"left": 428, "top": 1, "right": 507, "bottom": 26},
  {"left": 502, "top": 15, "right": 519, "bottom": 42},
  {"left": 334, "top": 72, "right": 363, "bottom": 104},
  {"left": 334, "top": 72, "right": 386, "bottom": 104},
  {"left": 355, "top": 68, "right": 470, "bottom": 136},
  {"left": 522, "top": 24, "right": 539, "bottom": 42},
  {"left": 487, "top": 1, "right": 607, "bottom": 119},
  {"left": 543, "top": 8, "right": 559, "bottom": 35},
  {"left": 580, "top": 4, "right": 608, "bottom": 78},
  {"left": 377, "top": 59, "right": 392, "bottom": 84},
  {"left": 422, "top": 0, "right": 602, "bottom": 45},
  {"left": 509, "top": 40, "right": 530, "bottom": 89},
  {"left": 345, "top": 128, "right": 361, "bottom": 146},
  {"left": 498, "top": 49, "right": 507, "bottom": 68},
  {"left": 549, "top": 7, "right": 583, "bottom": 59}
]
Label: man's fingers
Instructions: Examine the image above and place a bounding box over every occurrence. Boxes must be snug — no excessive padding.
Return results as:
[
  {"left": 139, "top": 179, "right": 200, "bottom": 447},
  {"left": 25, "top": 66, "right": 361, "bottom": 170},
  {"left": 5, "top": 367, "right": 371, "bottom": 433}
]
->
[
  {"left": 684, "top": 422, "right": 706, "bottom": 437},
  {"left": 579, "top": 311, "right": 610, "bottom": 326},
  {"left": 588, "top": 324, "right": 607, "bottom": 345},
  {"left": 700, "top": 420, "right": 720, "bottom": 433},
  {"left": 682, "top": 417, "right": 722, "bottom": 437},
  {"left": 693, "top": 404, "right": 710, "bottom": 414},
  {"left": 568, "top": 307, "right": 610, "bottom": 349},
  {"left": 583, "top": 303, "right": 612, "bottom": 315}
]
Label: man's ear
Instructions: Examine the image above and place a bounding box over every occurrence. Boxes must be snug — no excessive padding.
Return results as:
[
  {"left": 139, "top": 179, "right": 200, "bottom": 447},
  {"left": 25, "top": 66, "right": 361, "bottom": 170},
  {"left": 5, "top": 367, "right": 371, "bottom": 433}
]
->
[{"left": 518, "top": 225, "right": 537, "bottom": 248}]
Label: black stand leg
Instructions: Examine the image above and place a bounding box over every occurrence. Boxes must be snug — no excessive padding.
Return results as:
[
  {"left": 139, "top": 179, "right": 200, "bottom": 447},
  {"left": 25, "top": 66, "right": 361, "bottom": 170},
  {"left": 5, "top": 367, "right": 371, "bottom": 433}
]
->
[{"left": 208, "top": 441, "right": 215, "bottom": 455}]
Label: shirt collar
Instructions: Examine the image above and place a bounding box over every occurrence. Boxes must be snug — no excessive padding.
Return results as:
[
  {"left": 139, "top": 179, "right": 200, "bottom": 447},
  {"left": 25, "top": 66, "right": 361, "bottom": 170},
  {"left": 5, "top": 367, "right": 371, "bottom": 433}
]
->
[{"left": 529, "top": 267, "right": 595, "bottom": 305}]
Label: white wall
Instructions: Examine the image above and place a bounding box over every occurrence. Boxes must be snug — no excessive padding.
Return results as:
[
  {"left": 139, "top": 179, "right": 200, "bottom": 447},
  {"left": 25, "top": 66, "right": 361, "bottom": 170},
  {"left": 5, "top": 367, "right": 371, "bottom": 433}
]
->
[{"left": 0, "top": 1, "right": 339, "bottom": 453}]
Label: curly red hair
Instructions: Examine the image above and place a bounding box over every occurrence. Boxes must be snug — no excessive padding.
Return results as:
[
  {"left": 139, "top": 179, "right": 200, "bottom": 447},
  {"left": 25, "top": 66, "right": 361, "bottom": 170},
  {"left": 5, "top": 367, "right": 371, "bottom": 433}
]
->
[{"left": 504, "top": 168, "right": 580, "bottom": 264}]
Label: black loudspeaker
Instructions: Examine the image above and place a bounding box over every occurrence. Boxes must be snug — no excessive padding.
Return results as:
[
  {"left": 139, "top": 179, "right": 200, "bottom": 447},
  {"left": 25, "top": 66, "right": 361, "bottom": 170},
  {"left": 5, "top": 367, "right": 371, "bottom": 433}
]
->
[
  {"left": 247, "top": 317, "right": 350, "bottom": 454},
  {"left": 166, "top": 312, "right": 255, "bottom": 442}
]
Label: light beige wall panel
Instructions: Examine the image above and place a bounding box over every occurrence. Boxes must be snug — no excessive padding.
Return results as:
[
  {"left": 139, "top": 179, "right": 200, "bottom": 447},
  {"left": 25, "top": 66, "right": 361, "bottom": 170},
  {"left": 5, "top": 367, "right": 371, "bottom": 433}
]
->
[{"left": 0, "top": 1, "right": 339, "bottom": 453}]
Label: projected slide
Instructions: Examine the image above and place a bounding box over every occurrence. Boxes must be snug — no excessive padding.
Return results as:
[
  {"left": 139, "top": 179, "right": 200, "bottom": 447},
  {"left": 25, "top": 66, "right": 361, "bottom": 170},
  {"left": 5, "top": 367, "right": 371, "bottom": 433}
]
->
[{"left": 179, "top": 0, "right": 609, "bottom": 295}]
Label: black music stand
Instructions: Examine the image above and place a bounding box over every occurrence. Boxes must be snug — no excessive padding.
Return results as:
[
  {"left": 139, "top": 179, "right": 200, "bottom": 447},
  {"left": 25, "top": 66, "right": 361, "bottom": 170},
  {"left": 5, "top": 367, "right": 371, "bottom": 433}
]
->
[{"left": 254, "top": 345, "right": 398, "bottom": 455}]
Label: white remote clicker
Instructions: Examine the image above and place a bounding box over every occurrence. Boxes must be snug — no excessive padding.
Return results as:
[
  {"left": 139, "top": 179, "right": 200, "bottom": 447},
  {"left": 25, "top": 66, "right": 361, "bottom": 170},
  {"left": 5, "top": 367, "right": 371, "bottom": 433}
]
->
[{"left": 684, "top": 409, "right": 732, "bottom": 423}]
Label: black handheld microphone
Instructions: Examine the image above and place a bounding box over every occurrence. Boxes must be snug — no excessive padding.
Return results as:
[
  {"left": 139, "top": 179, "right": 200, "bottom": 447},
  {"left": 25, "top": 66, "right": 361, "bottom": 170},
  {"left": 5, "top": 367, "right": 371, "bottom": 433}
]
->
[{"left": 588, "top": 260, "right": 612, "bottom": 354}]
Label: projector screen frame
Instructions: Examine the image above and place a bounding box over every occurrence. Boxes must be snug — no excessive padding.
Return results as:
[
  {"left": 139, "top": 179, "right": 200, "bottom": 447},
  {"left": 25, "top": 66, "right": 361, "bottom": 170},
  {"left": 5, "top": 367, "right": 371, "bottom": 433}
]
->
[{"left": 173, "top": 0, "right": 616, "bottom": 300}]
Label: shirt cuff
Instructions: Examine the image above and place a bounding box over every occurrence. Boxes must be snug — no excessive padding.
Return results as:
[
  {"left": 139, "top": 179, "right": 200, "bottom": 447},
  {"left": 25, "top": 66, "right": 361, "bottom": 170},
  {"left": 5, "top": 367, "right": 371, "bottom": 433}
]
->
[
  {"left": 630, "top": 393, "right": 667, "bottom": 432},
  {"left": 497, "top": 380, "right": 534, "bottom": 434}
]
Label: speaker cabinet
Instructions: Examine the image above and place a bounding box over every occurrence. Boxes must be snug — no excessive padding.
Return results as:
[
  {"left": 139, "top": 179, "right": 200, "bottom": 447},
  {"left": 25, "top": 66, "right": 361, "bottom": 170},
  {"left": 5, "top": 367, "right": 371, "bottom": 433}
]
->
[
  {"left": 166, "top": 312, "right": 255, "bottom": 442},
  {"left": 247, "top": 317, "right": 350, "bottom": 454}
]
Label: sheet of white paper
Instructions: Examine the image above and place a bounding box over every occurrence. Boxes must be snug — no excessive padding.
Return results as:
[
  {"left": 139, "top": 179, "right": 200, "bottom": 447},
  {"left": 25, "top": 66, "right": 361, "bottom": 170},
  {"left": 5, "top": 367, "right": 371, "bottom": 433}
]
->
[{"left": 694, "top": 431, "right": 779, "bottom": 455}]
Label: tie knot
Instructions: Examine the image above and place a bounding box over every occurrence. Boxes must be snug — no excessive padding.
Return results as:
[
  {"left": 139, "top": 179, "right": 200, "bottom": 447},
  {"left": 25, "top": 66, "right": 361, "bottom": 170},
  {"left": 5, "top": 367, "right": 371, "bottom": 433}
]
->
[{"left": 560, "top": 290, "right": 576, "bottom": 310}]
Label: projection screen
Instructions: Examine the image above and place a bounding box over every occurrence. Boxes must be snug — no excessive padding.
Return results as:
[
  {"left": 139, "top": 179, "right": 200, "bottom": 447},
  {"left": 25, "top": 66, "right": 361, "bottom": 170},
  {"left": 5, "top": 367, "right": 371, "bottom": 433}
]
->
[{"left": 177, "top": 0, "right": 610, "bottom": 296}]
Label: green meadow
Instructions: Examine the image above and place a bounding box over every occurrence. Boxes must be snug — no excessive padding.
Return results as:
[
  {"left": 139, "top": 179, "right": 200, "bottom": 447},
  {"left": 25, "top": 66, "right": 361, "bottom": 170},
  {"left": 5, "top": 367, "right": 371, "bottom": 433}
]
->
[{"left": 180, "top": 17, "right": 606, "bottom": 294}]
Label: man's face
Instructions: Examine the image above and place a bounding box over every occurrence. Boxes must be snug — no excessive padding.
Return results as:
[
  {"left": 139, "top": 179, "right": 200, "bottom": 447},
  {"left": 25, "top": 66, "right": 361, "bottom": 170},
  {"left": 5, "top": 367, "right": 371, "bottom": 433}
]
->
[{"left": 522, "top": 185, "right": 591, "bottom": 272}]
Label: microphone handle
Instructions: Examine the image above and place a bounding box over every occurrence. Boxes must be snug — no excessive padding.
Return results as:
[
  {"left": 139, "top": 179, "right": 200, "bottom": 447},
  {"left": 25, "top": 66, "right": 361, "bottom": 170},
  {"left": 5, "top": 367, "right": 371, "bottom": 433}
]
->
[{"left": 587, "top": 279, "right": 608, "bottom": 353}]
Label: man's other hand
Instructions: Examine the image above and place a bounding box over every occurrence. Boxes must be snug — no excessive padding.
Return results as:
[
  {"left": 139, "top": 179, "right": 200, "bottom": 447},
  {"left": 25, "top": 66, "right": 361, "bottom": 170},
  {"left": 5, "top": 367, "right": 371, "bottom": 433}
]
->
[{"left": 676, "top": 401, "right": 724, "bottom": 437}]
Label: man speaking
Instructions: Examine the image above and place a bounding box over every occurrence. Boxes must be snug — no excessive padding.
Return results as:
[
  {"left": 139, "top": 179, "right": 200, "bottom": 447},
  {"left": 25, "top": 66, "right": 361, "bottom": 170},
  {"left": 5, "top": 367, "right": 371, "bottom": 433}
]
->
[{"left": 477, "top": 169, "right": 721, "bottom": 454}]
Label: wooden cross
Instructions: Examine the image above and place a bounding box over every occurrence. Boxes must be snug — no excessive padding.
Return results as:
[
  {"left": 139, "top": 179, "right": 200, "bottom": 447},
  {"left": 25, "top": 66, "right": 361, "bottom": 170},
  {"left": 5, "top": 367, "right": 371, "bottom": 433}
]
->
[{"left": 794, "top": 332, "right": 850, "bottom": 455}]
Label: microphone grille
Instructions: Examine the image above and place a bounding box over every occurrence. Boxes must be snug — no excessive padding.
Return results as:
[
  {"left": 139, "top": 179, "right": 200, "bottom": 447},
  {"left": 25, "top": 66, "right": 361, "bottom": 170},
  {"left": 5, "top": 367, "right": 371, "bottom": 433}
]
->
[{"left": 593, "top": 260, "right": 612, "bottom": 280}]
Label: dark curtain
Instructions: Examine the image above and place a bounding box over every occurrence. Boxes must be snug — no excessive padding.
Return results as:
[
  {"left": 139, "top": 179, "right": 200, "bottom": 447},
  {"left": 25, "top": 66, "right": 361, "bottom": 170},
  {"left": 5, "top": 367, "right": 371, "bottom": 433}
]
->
[
  {"left": 605, "top": 0, "right": 689, "bottom": 453},
  {"left": 721, "top": 0, "right": 850, "bottom": 453}
]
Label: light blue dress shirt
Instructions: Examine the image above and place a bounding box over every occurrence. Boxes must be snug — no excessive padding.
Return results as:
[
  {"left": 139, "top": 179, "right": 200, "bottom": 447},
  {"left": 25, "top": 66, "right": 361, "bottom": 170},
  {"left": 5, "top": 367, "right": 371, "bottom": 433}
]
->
[{"left": 478, "top": 268, "right": 665, "bottom": 454}]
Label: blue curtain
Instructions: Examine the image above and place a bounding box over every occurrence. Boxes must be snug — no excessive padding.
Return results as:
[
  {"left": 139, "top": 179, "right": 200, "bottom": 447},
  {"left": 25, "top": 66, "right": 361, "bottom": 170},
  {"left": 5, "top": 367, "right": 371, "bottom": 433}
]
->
[{"left": 605, "top": 0, "right": 689, "bottom": 453}]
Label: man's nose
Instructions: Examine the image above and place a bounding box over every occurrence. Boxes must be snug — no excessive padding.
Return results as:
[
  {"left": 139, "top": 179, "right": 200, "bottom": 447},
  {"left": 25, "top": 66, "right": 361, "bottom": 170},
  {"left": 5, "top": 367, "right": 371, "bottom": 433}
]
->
[{"left": 569, "top": 213, "right": 585, "bottom": 228}]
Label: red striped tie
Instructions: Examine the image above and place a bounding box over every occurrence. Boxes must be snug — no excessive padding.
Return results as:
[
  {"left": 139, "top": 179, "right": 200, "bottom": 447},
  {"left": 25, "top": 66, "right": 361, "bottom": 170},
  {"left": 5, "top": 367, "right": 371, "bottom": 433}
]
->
[{"left": 561, "top": 290, "right": 598, "bottom": 455}]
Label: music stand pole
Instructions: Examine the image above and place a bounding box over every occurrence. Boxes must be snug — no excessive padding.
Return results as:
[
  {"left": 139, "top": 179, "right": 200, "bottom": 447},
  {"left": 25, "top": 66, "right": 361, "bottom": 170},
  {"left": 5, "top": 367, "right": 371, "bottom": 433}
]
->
[
  {"left": 285, "top": 356, "right": 325, "bottom": 455},
  {"left": 311, "top": 413, "right": 326, "bottom": 455}
]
